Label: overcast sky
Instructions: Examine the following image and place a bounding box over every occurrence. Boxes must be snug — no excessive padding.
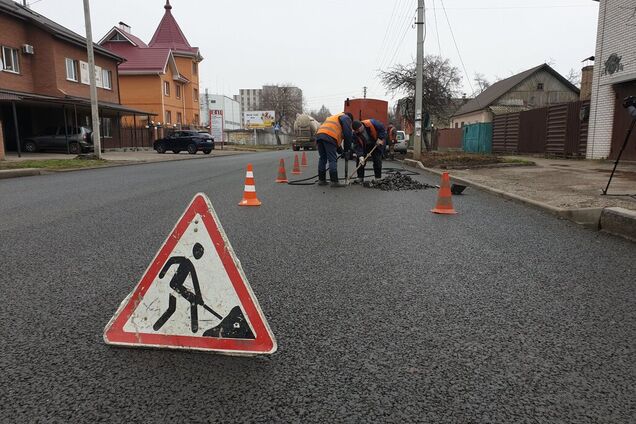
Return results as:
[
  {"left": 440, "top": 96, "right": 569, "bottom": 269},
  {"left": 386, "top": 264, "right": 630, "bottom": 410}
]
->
[{"left": 28, "top": 0, "right": 599, "bottom": 114}]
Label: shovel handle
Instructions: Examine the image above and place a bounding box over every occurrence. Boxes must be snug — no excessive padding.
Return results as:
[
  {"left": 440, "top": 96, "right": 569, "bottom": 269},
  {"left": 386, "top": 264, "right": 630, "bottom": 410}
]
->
[{"left": 349, "top": 144, "right": 379, "bottom": 179}]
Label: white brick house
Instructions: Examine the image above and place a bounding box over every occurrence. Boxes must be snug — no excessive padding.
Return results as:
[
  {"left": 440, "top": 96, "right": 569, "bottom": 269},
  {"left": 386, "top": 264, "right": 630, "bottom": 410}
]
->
[{"left": 587, "top": 0, "right": 636, "bottom": 159}]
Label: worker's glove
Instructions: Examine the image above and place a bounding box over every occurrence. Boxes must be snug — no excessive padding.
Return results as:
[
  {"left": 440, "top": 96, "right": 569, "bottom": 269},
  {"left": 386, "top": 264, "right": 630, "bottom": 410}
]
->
[
  {"left": 376, "top": 140, "right": 385, "bottom": 146},
  {"left": 336, "top": 146, "right": 343, "bottom": 155},
  {"left": 359, "top": 156, "right": 366, "bottom": 166}
]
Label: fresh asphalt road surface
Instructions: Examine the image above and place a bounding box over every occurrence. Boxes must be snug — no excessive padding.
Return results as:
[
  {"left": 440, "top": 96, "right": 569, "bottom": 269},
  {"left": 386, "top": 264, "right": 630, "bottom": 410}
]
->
[{"left": 0, "top": 151, "right": 634, "bottom": 423}]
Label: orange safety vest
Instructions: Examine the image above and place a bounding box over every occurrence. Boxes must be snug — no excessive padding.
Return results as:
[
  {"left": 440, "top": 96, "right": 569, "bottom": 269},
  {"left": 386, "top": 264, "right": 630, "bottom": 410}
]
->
[
  {"left": 317, "top": 113, "right": 345, "bottom": 145},
  {"left": 361, "top": 119, "right": 378, "bottom": 141}
]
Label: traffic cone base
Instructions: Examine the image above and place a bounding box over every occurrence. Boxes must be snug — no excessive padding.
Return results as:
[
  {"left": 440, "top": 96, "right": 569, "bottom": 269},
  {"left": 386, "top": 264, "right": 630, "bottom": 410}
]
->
[
  {"left": 431, "top": 172, "right": 457, "bottom": 214},
  {"left": 239, "top": 164, "right": 262, "bottom": 207},
  {"left": 276, "top": 158, "right": 288, "bottom": 183},
  {"left": 292, "top": 154, "right": 301, "bottom": 175},
  {"left": 301, "top": 151, "right": 308, "bottom": 167}
]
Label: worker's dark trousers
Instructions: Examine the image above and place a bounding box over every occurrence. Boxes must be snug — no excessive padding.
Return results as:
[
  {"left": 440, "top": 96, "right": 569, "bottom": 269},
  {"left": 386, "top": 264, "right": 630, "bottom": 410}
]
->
[
  {"left": 357, "top": 148, "right": 383, "bottom": 179},
  {"left": 317, "top": 139, "right": 339, "bottom": 182}
]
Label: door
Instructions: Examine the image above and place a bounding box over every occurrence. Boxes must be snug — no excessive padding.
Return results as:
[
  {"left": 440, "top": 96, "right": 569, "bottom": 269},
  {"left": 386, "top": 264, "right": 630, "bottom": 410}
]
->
[{"left": 611, "top": 81, "right": 636, "bottom": 161}]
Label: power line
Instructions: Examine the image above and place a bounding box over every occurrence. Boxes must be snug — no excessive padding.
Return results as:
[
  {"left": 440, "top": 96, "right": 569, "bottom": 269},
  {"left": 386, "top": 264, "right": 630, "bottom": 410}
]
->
[
  {"left": 439, "top": 0, "right": 474, "bottom": 95},
  {"left": 431, "top": 0, "right": 441, "bottom": 56}
]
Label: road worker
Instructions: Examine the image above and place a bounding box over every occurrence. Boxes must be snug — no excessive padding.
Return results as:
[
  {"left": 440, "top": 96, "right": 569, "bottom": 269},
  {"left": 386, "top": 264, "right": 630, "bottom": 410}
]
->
[
  {"left": 384, "top": 123, "right": 397, "bottom": 159},
  {"left": 315, "top": 112, "right": 355, "bottom": 187},
  {"left": 352, "top": 119, "right": 387, "bottom": 183}
]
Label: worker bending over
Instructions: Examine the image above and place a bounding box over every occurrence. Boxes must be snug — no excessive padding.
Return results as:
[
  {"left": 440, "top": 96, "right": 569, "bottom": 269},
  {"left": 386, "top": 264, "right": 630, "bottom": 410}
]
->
[
  {"left": 353, "top": 119, "right": 386, "bottom": 183},
  {"left": 315, "top": 112, "right": 355, "bottom": 187}
]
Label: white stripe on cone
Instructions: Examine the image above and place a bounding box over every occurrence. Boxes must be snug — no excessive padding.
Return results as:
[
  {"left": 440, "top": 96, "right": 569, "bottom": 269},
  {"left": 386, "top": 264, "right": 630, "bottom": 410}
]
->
[
  {"left": 244, "top": 185, "right": 256, "bottom": 192},
  {"left": 246, "top": 171, "right": 254, "bottom": 178}
]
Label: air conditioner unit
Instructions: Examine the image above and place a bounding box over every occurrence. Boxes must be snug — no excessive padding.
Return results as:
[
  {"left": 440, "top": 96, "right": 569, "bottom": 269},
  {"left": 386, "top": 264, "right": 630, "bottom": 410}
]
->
[{"left": 22, "top": 44, "right": 34, "bottom": 54}]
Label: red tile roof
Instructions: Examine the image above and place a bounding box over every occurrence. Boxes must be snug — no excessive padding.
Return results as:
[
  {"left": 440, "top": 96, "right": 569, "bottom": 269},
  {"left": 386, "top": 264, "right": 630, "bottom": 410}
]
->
[
  {"left": 98, "top": 0, "right": 200, "bottom": 74},
  {"left": 101, "top": 42, "right": 170, "bottom": 73},
  {"left": 148, "top": 0, "right": 199, "bottom": 56}
]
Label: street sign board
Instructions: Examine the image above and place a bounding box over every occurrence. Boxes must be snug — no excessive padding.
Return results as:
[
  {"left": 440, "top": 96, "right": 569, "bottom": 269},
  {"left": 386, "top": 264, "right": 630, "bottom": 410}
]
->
[
  {"left": 103, "top": 193, "right": 277, "bottom": 355},
  {"left": 209, "top": 109, "right": 224, "bottom": 142}
]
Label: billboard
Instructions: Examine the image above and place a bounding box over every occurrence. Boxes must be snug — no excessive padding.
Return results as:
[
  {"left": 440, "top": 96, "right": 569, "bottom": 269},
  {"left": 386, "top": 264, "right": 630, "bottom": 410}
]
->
[
  {"left": 209, "top": 110, "right": 224, "bottom": 142},
  {"left": 244, "top": 111, "right": 275, "bottom": 129}
]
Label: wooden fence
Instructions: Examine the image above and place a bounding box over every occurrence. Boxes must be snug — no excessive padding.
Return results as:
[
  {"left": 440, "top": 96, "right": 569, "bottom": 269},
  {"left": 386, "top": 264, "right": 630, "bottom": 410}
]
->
[{"left": 492, "top": 100, "right": 590, "bottom": 157}]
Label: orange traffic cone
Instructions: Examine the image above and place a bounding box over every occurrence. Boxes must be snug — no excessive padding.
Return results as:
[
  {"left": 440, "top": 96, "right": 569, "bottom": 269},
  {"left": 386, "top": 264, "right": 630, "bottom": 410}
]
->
[
  {"left": 292, "top": 154, "right": 301, "bottom": 175},
  {"left": 431, "top": 172, "right": 457, "bottom": 214},
  {"left": 301, "top": 151, "right": 308, "bottom": 167},
  {"left": 239, "top": 163, "right": 262, "bottom": 206},
  {"left": 276, "top": 158, "right": 288, "bottom": 183}
]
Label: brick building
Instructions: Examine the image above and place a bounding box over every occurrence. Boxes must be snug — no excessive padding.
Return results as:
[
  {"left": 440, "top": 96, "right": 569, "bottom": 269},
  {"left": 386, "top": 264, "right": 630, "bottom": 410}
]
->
[
  {"left": 0, "top": 0, "right": 149, "bottom": 152},
  {"left": 587, "top": 0, "right": 636, "bottom": 160},
  {"left": 99, "top": 0, "right": 202, "bottom": 130}
]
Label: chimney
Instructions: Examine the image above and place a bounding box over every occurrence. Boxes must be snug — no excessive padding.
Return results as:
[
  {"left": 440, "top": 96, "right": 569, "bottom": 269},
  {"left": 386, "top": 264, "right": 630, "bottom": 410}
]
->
[
  {"left": 580, "top": 65, "right": 594, "bottom": 100},
  {"left": 118, "top": 21, "right": 131, "bottom": 33}
]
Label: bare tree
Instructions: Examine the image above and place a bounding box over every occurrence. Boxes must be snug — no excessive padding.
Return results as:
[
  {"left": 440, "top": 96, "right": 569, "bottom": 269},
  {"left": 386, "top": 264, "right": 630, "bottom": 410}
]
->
[
  {"left": 565, "top": 68, "right": 581, "bottom": 87},
  {"left": 473, "top": 72, "right": 491, "bottom": 95},
  {"left": 309, "top": 105, "right": 331, "bottom": 123},
  {"left": 261, "top": 84, "right": 303, "bottom": 135},
  {"left": 379, "top": 55, "right": 461, "bottom": 137}
]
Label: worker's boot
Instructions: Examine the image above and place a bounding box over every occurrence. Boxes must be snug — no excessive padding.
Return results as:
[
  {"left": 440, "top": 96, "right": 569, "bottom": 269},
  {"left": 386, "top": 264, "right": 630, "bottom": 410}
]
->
[
  {"left": 317, "top": 170, "right": 328, "bottom": 186},
  {"left": 329, "top": 172, "right": 345, "bottom": 188}
]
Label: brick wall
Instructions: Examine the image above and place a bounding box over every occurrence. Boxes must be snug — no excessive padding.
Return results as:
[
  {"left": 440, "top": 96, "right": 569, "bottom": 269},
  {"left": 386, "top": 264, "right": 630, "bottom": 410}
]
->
[
  {"left": 0, "top": 11, "right": 119, "bottom": 103},
  {"left": 587, "top": 0, "right": 636, "bottom": 159},
  {"left": 0, "top": 13, "right": 34, "bottom": 93}
]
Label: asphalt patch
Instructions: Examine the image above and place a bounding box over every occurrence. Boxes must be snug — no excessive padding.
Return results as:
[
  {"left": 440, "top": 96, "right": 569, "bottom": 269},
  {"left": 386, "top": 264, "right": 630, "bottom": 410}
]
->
[{"left": 363, "top": 171, "right": 430, "bottom": 191}]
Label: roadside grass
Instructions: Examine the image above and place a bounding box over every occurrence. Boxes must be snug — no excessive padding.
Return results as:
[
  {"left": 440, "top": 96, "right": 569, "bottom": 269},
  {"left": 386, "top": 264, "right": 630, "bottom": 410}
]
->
[{"left": 0, "top": 158, "right": 109, "bottom": 170}]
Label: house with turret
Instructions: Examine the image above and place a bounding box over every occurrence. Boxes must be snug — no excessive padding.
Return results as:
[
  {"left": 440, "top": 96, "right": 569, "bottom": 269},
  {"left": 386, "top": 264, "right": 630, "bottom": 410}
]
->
[{"left": 99, "top": 0, "right": 203, "bottom": 129}]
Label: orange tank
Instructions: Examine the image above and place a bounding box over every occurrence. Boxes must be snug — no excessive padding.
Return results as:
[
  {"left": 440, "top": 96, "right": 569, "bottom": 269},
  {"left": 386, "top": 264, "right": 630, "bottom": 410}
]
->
[{"left": 344, "top": 98, "right": 389, "bottom": 126}]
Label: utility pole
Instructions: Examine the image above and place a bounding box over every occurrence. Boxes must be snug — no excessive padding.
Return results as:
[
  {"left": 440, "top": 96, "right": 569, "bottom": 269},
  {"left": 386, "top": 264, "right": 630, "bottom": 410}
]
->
[
  {"left": 363, "top": 86, "right": 367, "bottom": 99},
  {"left": 414, "top": 0, "right": 425, "bottom": 160},
  {"left": 82, "top": 0, "right": 102, "bottom": 158}
]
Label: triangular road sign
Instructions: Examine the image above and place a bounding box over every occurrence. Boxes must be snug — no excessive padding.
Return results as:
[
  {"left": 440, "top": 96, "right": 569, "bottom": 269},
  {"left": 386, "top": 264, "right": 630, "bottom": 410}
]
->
[{"left": 104, "top": 193, "right": 276, "bottom": 355}]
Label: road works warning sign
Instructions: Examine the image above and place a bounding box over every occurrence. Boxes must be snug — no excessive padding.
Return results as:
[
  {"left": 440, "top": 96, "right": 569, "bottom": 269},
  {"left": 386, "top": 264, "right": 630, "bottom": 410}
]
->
[{"left": 103, "top": 193, "right": 276, "bottom": 355}]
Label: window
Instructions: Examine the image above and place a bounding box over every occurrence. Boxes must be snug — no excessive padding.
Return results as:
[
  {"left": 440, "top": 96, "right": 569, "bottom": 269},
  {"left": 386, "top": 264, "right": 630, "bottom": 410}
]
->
[
  {"left": 175, "top": 84, "right": 181, "bottom": 99},
  {"left": 194, "top": 114, "right": 199, "bottom": 125},
  {"left": 194, "top": 88, "right": 198, "bottom": 102},
  {"left": 65, "top": 58, "right": 78, "bottom": 81},
  {"left": 101, "top": 117, "right": 112, "bottom": 138},
  {"left": 176, "top": 112, "right": 182, "bottom": 124},
  {"left": 102, "top": 69, "right": 112, "bottom": 90},
  {"left": 192, "top": 62, "right": 198, "bottom": 75},
  {"left": 165, "top": 111, "right": 172, "bottom": 124},
  {"left": 537, "top": 82, "right": 544, "bottom": 90},
  {"left": 164, "top": 81, "right": 170, "bottom": 96},
  {"left": 1, "top": 46, "right": 20, "bottom": 73}
]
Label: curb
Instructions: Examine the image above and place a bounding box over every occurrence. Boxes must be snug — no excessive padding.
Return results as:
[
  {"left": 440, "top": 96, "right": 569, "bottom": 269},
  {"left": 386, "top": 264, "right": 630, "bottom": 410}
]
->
[
  {"left": 0, "top": 168, "right": 41, "bottom": 179},
  {"left": 600, "top": 207, "right": 636, "bottom": 242},
  {"left": 403, "top": 158, "right": 635, "bottom": 242}
]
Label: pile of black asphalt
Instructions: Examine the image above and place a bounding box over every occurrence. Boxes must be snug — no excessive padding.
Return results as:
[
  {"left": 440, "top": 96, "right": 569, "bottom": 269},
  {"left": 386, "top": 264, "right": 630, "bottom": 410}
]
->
[{"left": 363, "top": 171, "right": 429, "bottom": 191}]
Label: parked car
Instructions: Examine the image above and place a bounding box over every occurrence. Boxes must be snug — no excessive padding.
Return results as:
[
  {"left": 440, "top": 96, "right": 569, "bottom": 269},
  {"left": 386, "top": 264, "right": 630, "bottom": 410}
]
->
[
  {"left": 153, "top": 130, "right": 214, "bottom": 154},
  {"left": 393, "top": 130, "right": 408, "bottom": 153},
  {"left": 197, "top": 131, "right": 216, "bottom": 149},
  {"left": 22, "top": 126, "right": 94, "bottom": 154}
]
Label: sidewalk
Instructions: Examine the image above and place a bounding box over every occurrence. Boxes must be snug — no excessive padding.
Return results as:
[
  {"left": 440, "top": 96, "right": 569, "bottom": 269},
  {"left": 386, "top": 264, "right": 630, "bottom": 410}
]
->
[{"left": 404, "top": 155, "right": 636, "bottom": 241}]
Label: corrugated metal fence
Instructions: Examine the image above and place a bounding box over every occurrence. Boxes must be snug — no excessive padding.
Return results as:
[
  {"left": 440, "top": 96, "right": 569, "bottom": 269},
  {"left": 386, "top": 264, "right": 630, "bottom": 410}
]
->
[{"left": 492, "top": 100, "right": 589, "bottom": 157}]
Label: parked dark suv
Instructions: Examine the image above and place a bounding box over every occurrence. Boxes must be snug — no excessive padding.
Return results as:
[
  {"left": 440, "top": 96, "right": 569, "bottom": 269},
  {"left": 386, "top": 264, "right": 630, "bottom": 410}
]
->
[
  {"left": 153, "top": 130, "right": 214, "bottom": 154},
  {"left": 22, "top": 126, "right": 94, "bottom": 154}
]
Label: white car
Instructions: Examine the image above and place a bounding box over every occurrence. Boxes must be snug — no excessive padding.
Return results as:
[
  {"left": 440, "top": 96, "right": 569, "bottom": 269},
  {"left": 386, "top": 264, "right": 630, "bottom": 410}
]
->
[{"left": 393, "top": 130, "right": 408, "bottom": 153}]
